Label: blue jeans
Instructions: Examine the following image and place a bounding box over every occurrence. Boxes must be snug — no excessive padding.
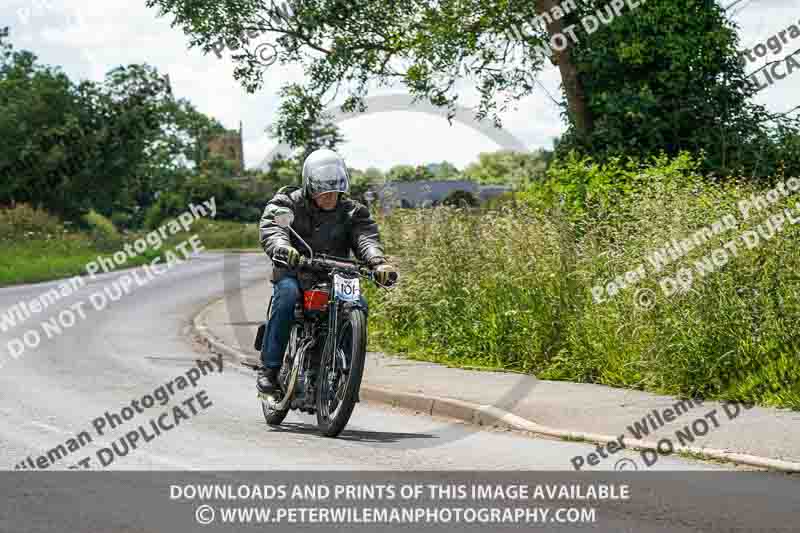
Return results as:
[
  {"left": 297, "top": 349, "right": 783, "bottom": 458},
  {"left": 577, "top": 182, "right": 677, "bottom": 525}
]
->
[{"left": 260, "top": 276, "right": 368, "bottom": 369}]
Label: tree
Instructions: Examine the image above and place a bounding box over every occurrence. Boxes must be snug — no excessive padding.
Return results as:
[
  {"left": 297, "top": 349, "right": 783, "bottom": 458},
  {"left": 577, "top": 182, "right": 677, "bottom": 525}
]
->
[
  {"left": 0, "top": 29, "right": 116, "bottom": 220},
  {"left": 0, "top": 29, "right": 230, "bottom": 224},
  {"left": 349, "top": 166, "right": 384, "bottom": 202},
  {"left": 387, "top": 164, "right": 434, "bottom": 182},
  {"left": 534, "top": 0, "right": 592, "bottom": 138},
  {"left": 427, "top": 161, "right": 460, "bottom": 179},
  {"left": 98, "top": 64, "right": 183, "bottom": 220},
  {"left": 267, "top": 84, "right": 345, "bottom": 162},
  {"left": 262, "top": 153, "right": 301, "bottom": 190},
  {"left": 556, "top": 0, "right": 800, "bottom": 178},
  {"left": 166, "top": 99, "right": 228, "bottom": 171},
  {"left": 87, "top": 63, "right": 227, "bottom": 226},
  {"left": 463, "top": 150, "right": 550, "bottom": 187}
]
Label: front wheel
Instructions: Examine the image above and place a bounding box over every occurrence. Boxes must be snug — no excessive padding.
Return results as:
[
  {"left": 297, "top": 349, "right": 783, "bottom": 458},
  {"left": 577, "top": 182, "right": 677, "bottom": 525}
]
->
[
  {"left": 316, "top": 307, "right": 367, "bottom": 437},
  {"left": 261, "top": 397, "right": 289, "bottom": 427}
]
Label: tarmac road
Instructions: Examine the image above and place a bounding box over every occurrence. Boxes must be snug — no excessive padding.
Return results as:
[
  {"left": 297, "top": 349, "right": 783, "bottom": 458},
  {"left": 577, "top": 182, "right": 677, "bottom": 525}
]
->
[{"left": 1, "top": 252, "right": 798, "bottom": 532}]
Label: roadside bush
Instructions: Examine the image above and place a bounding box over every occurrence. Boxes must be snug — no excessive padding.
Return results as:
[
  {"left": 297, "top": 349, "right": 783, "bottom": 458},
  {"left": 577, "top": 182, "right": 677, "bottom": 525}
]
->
[
  {"left": 143, "top": 192, "right": 186, "bottom": 229},
  {"left": 442, "top": 189, "right": 479, "bottom": 208},
  {"left": 0, "top": 203, "right": 66, "bottom": 241},
  {"left": 110, "top": 210, "right": 135, "bottom": 231},
  {"left": 143, "top": 175, "right": 265, "bottom": 229},
  {"left": 82, "top": 210, "right": 121, "bottom": 249},
  {"left": 180, "top": 219, "right": 260, "bottom": 249}
]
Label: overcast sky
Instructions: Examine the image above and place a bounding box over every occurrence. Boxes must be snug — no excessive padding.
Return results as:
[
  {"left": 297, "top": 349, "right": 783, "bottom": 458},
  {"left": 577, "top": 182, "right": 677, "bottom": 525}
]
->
[{"left": 2, "top": 0, "right": 798, "bottom": 171}]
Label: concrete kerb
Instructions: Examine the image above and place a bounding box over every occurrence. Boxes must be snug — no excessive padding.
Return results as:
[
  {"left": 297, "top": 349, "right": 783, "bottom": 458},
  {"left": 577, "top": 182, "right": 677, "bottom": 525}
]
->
[
  {"left": 189, "top": 299, "right": 800, "bottom": 473},
  {"left": 191, "top": 297, "right": 244, "bottom": 366}
]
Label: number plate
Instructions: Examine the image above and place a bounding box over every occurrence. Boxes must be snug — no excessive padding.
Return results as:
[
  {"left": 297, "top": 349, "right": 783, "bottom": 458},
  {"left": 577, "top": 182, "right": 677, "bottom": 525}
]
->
[{"left": 334, "top": 274, "right": 360, "bottom": 302}]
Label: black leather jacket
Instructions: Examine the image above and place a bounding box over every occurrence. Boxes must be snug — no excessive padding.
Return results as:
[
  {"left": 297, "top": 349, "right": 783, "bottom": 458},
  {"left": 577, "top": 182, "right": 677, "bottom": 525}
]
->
[{"left": 259, "top": 186, "right": 387, "bottom": 286}]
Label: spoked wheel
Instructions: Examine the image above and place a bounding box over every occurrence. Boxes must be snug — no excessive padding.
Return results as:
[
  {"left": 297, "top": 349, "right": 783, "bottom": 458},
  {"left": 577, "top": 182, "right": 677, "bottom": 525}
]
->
[
  {"left": 316, "top": 307, "right": 367, "bottom": 437},
  {"left": 261, "top": 324, "right": 300, "bottom": 427}
]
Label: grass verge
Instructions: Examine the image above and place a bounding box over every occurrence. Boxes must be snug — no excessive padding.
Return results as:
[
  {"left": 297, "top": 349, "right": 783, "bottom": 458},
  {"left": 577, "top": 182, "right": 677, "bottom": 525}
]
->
[{"left": 0, "top": 207, "right": 260, "bottom": 287}]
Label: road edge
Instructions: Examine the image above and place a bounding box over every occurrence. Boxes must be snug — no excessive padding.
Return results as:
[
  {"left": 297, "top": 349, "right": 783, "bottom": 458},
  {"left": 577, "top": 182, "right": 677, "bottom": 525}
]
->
[{"left": 189, "top": 299, "right": 800, "bottom": 473}]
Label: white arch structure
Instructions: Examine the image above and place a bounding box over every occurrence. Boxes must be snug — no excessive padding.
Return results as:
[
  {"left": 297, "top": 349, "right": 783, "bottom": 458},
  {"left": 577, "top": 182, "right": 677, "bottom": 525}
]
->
[{"left": 259, "top": 93, "right": 530, "bottom": 169}]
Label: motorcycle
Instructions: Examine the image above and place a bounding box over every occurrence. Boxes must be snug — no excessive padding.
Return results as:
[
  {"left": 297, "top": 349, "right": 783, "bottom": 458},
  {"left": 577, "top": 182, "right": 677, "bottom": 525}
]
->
[{"left": 251, "top": 210, "right": 397, "bottom": 437}]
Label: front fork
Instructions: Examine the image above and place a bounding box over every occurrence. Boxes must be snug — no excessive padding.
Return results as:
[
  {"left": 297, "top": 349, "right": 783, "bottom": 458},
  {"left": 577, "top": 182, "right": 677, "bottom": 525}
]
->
[{"left": 320, "top": 297, "right": 367, "bottom": 403}]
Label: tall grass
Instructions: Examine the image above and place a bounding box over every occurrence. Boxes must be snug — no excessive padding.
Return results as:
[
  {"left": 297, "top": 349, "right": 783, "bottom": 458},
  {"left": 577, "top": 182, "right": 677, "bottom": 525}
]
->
[{"left": 368, "top": 154, "right": 800, "bottom": 409}]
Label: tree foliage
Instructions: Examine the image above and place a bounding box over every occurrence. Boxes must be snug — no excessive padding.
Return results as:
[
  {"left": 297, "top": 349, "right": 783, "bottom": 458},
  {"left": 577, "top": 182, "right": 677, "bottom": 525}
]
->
[
  {"left": 463, "top": 149, "right": 551, "bottom": 187},
  {"left": 386, "top": 164, "right": 435, "bottom": 182},
  {"left": 261, "top": 153, "right": 302, "bottom": 189},
  {"left": 268, "top": 84, "right": 346, "bottom": 159},
  {"left": 427, "top": 161, "right": 460, "bottom": 179},
  {"left": 556, "top": 0, "right": 800, "bottom": 178},
  {"left": 0, "top": 28, "right": 116, "bottom": 220},
  {"left": 0, "top": 29, "right": 229, "bottom": 225},
  {"left": 349, "top": 166, "right": 385, "bottom": 201},
  {"left": 144, "top": 0, "right": 546, "bottom": 132},
  {"left": 145, "top": 0, "right": 800, "bottom": 180}
]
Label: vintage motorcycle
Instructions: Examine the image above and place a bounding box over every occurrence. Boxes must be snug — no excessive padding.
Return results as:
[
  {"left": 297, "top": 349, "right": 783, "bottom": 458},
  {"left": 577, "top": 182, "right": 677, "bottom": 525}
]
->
[{"left": 251, "top": 210, "right": 397, "bottom": 437}]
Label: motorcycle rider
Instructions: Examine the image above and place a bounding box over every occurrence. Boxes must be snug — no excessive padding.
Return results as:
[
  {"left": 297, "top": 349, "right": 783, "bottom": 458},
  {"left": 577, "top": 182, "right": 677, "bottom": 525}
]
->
[{"left": 256, "top": 148, "right": 397, "bottom": 394}]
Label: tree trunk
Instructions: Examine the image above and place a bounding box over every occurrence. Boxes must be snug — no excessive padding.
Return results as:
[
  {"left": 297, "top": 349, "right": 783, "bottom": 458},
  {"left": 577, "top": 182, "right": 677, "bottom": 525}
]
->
[{"left": 535, "top": 0, "right": 593, "bottom": 139}]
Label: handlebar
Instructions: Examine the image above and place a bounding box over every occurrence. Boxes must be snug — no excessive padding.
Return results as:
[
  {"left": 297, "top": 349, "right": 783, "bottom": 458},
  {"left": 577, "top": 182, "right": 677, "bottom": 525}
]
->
[
  {"left": 297, "top": 255, "right": 370, "bottom": 276},
  {"left": 272, "top": 253, "right": 398, "bottom": 286},
  {"left": 284, "top": 255, "right": 398, "bottom": 286}
]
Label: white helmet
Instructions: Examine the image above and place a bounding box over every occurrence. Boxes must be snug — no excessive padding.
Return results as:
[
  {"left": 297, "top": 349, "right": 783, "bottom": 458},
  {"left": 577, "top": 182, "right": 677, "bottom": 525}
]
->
[{"left": 302, "top": 148, "right": 350, "bottom": 198}]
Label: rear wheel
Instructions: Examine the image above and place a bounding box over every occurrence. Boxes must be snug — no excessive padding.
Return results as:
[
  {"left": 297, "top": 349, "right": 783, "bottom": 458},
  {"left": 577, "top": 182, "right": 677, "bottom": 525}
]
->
[
  {"left": 316, "top": 307, "right": 367, "bottom": 437},
  {"left": 261, "top": 324, "right": 300, "bottom": 426}
]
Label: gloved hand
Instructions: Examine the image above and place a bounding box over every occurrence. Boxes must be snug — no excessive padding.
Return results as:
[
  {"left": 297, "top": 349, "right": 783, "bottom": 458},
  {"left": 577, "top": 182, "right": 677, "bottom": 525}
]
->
[
  {"left": 374, "top": 263, "right": 398, "bottom": 286},
  {"left": 273, "top": 245, "right": 300, "bottom": 267}
]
